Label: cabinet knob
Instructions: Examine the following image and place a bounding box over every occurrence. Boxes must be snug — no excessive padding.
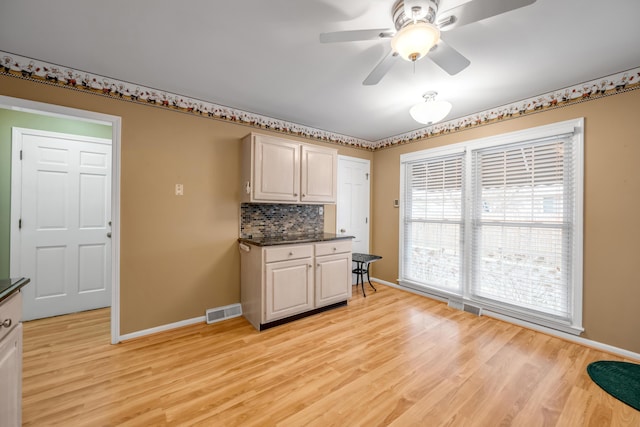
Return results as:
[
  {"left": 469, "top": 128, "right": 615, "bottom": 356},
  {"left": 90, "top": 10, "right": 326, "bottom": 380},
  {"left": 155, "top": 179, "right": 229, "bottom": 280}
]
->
[
  {"left": 289, "top": 252, "right": 293, "bottom": 256},
  {"left": 302, "top": 193, "right": 306, "bottom": 197},
  {"left": 293, "top": 193, "right": 298, "bottom": 197},
  {"left": 1, "top": 318, "right": 11, "bottom": 328},
  {"left": 340, "top": 229, "right": 346, "bottom": 233}
]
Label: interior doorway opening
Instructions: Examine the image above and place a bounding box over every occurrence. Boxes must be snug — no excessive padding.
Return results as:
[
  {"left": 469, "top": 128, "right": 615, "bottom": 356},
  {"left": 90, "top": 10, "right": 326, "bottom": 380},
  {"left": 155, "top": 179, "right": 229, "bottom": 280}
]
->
[{"left": 1, "top": 95, "right": 122, "bottom": 344}]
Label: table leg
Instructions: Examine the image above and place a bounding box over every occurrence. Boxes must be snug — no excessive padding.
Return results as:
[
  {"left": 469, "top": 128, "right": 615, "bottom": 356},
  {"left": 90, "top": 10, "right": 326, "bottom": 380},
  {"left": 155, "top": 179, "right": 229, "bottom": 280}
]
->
[
  {"left": 366, "top": 262, "right": 377, "bottom": 293},
  {"left": 352, "top": 262, "right": 364, "bottom": 297},
  {"left": 360, "top": 262, "right": 366, "bottom": 297}
]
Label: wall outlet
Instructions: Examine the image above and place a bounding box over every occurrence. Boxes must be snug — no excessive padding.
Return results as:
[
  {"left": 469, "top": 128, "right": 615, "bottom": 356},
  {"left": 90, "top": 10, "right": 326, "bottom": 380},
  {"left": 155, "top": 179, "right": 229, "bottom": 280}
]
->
[
  {"left": 175, "top": 184, "right": 184, "bottom": 196},
  {"left": 319, "top": 206, "right": 323, "bottom": 215}
]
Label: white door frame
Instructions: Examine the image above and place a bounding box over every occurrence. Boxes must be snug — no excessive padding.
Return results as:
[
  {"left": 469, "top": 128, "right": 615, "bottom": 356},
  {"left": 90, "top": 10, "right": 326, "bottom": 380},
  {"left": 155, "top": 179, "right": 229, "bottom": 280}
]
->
[{"left": 2, "top": 95, "right": 122, "bottom": 344}]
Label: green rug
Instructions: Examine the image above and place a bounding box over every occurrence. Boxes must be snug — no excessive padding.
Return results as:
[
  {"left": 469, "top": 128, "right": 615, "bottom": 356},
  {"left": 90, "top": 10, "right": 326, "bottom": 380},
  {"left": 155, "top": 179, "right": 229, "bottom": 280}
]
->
[{"left": 587, "top": 361, "right": 640, "bottom": 411}]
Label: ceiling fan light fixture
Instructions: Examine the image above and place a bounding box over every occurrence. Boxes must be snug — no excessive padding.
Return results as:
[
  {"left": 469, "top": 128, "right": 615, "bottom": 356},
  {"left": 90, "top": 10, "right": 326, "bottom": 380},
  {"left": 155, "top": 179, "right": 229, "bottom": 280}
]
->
[
  {"left": 391, "top": 22, "right": 440, "bottom": 62},
  {"left": 410, "top": 91, "right": 452, "bottom": 125}
]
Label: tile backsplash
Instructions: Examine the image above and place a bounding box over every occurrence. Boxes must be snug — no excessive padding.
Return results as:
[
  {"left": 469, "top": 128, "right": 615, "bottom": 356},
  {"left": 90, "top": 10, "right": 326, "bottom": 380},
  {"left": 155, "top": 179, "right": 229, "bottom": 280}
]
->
[{"left": 240, "top": 203, "right": 324, "bottom": 238}]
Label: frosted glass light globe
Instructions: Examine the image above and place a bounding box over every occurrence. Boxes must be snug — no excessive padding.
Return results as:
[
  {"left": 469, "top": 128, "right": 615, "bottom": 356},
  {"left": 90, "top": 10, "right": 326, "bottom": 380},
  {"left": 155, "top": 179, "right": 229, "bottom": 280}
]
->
[
  {"left": 391, "top": 22, "right": 440, "bottom": 62},
  {"left": 410, "top": 97, "right": 452, "bottom": 125}
]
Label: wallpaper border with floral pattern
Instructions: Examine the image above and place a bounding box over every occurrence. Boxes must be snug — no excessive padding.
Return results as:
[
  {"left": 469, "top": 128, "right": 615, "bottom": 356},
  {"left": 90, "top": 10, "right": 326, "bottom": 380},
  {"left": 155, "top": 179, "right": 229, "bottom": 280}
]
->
[{"left": 1, "top": 51, "right": 638, "bottom": 151}]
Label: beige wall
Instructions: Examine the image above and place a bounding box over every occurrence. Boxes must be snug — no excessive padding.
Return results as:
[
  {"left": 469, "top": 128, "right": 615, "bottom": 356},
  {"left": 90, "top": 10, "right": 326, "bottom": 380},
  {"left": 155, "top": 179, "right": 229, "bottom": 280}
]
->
[
  {"left": 371, "top": 89, "right": 640, "bottom": 353},
  {"left": 3, "top": 73, "right": 638, "bottom": 354},
  {"left": 0, "top": 75, "right": 371, "bottom": 334}
]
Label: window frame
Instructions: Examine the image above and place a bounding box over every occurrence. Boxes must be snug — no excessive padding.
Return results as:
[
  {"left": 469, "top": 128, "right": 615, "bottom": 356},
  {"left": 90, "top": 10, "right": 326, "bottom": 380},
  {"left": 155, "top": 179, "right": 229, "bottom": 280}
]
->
[{"left": 399, "top": 118, "right": 584, "bottom": 334}]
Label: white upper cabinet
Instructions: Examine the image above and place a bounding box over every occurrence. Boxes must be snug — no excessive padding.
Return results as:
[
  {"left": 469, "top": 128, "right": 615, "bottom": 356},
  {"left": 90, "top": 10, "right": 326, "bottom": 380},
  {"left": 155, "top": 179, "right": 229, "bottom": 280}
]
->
[
  {"left": 253, "top": 134, "right": 300, "bottom": 202},
  {"left": 242, "top": 133, "right": 337, "bottom": 204},
  {"left": 300, "top": 144, "right": 337, "bottom": 203}
]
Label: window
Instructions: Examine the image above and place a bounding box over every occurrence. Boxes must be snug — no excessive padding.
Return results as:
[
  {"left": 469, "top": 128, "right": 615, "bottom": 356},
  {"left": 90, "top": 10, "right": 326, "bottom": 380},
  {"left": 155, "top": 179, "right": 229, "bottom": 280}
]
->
[
  {"left": 400, "top": 119, "right": 584, "bottom": 334},
  {"left": 403, "top": 153, "right": 464, "bottom": 293}
]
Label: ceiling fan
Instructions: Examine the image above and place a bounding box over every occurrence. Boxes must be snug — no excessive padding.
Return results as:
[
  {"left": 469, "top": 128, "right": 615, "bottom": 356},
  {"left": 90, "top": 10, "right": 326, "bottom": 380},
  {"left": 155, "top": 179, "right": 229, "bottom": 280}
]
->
[{"left": 320, "top": 0, "right": 536, "bottom": 85}]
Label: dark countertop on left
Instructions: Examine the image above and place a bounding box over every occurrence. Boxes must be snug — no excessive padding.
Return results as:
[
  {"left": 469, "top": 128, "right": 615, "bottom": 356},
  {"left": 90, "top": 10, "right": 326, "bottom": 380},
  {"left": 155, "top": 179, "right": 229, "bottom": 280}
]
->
[
  {"left": 0, "top": 277, "right": 30, "bottom": 303},
  {"left": 239, "top": 232, "right": 354, "bottom": 247}
]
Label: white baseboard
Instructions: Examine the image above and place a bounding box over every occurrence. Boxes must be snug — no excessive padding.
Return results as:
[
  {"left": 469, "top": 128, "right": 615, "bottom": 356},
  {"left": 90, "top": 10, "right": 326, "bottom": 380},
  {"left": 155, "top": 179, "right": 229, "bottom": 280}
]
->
[
  {"left": 118, "top": 315, "right": 205, "bottom": 342},
  {"left": 371, "top": 277, "right": 640, "bottom": 362}
]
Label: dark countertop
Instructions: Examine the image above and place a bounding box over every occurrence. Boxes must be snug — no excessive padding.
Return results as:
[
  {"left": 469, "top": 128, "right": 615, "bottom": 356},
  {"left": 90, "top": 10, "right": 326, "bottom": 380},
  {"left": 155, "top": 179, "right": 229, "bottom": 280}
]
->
[
  {"left": 0, "top": 277, "right": 30, "bottom": 303},
  {"left": 239, "top": 232, "right": 354, "bottom": 247}
]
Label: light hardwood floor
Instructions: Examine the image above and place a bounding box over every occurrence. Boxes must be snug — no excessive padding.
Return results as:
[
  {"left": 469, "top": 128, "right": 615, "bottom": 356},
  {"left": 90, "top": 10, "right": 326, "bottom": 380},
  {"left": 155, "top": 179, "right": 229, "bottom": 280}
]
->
[{"left": 22, "top": 284, "right": 640, "bottom": 426}]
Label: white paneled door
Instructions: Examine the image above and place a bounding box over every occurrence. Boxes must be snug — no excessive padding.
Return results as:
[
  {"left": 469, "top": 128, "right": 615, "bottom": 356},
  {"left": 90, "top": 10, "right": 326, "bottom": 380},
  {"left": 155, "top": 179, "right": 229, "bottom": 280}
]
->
[
  {"left": 337, "top": 156, "right": 370, "bottom": 284},
  {"left": 13, "top": 128, "right": 112, "bottom": 321}
]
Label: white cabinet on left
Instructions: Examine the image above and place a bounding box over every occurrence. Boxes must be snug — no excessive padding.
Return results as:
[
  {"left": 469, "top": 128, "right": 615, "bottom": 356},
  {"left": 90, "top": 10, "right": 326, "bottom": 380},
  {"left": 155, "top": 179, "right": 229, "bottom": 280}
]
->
[
  {"left": 264, "top": 244, "right": 314, "bottom": 321},
  {"left": 0, "top": 292, "right": 23, "bottom": 427},
  {"left": 248, "top": 133, "right": 301, "bottom": 203}
]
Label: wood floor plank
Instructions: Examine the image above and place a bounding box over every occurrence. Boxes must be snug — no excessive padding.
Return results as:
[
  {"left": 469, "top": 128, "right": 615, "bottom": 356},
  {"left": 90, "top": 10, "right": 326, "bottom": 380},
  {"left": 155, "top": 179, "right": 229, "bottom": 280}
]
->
[{"left": 21, "top": 284, "right": 640, "bottom": 426}]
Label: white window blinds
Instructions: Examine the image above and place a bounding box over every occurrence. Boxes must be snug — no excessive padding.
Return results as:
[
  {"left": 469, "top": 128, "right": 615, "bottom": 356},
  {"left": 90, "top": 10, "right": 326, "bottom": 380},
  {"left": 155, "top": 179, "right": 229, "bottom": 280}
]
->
[
  {"left": 403, "top": 153, "right": 464, "bottom": 293},
  {"left": 470, "top": 136, "right": 575, "bottom": 319},
  {"left": 399, "top": 119, "right": 583, "bottom": 334}
]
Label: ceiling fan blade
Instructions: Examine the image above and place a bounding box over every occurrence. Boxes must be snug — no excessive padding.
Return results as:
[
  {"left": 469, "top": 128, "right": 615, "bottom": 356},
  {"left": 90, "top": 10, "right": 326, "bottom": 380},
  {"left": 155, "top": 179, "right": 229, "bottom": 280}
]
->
[
  {"left": 363, "top": 50, "right": 399, "bottom": 85},
  {"left": 428, "top": 40, "right": 470, "bottom": 75},
  {"left": 319, "top": 29, "right": 393, "bottom": 43},
  {"left": 437, "top": 0, "right": 536, "bottom": 31}
]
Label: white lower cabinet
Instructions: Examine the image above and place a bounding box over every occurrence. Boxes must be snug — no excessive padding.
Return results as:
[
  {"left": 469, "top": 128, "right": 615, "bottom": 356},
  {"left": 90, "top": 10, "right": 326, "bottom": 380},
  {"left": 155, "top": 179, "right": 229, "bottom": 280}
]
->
[
  {"left": 0, "top": 292, "right": 23, "bottom": 427},
  {"left": 265, "top": 258, "right": 314, "bottom": 321},
  {"left": 315, "top": 241, "right": 352, "bottom": 307},
  {"left": 240, "top": 240, "right": 352, "bottom": 330}
]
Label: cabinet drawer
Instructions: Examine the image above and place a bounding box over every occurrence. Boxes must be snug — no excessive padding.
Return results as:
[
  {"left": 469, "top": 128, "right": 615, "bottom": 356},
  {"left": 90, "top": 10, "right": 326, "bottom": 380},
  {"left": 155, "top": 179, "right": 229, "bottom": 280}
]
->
[
  {"left": 0, "top": 292, "right": 22, "bottom": 342},
  {"left": 315, "top": 240, "right": 352, "bottom": 257},
  {"left": 265, "top": 245, "right": 313, "bottom": 263}
]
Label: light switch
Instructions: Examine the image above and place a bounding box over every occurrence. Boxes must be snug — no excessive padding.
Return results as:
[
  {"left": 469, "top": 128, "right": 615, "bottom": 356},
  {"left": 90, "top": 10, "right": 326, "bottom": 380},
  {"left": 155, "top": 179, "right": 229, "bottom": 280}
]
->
[{"left": 175, "top": 184, "right": 184, "bottom": 196}]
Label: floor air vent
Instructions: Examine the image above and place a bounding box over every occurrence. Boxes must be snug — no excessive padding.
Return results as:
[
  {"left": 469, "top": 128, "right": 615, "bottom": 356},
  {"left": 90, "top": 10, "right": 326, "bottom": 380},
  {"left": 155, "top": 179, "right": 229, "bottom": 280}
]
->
[
  {"left": 206, "top": 303, "right": 242, "bottom": 324},
  {"left": 448, "top": 299, "right": 483, "bottom": 316},
  {"left": 463, "top": 304, "right": 483, "bottom": 316}
]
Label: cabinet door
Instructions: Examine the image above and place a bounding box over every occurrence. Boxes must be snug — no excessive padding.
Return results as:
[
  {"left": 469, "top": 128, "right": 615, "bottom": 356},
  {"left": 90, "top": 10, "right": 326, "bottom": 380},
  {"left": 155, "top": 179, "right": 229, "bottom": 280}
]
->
[
  {"left": 265, "top": 258, "right": 314, "bottom": 321},
  {"left": 316, "top": 253, "right": 351, "bottom": 307},
  {"left": 301, "top": 145, "right": 337, "bottom": 203},
  {"left": 253, "top": 135, "right": 300, "bottom": 202},
  {"left": 0, "top": 323, "right": 22, "bottom": 427}
]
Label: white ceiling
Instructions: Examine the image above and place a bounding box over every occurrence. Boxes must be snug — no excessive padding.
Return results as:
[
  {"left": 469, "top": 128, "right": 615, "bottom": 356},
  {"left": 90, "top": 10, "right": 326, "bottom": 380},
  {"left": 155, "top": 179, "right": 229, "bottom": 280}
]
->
[{"left": 1, "top": 0, "right": 639, "bottom": 142}]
